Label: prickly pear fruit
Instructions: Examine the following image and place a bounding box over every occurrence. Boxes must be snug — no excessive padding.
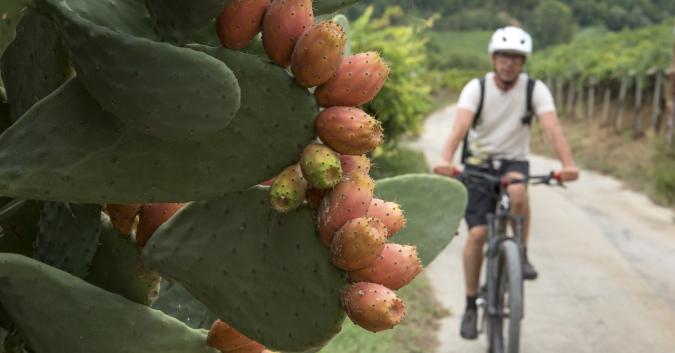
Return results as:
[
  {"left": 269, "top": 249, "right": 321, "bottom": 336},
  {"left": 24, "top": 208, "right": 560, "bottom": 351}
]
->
[
  {"left": 341, "top": 282, "right": 405, "bottom": 332},
  {"left": 217, "top": 0, "right": 271, "bottom": 49},
  {"left": 315, "top": 52, "right": 389, "bottom": 107},
  {"left": 340, "top": 154, "right": 371, "bottom": 176},
  {"left": 365, "top": 199, "right": 405, "bottom": 237},
  {"left": 317, "top": 173, "right": 375, "bottom": 246},
  {"left": 331, "top": 217, "right": 387, "bottom": 271},
  {"left": 259, "top": 177, "right": 275, "bottom": 186},
  {"left": 105, "top": 203, "right": 141, "bottom": 236},
  {"left": 349, "top": 244, "right": 422, "bottom": 290},
  {"left": 290, "top": 21, "right": 346, "bottom": 88},
  {"left": 315, "top": 106, "right": 384, "bottom": 155},
  {"left": 306, "top": 187, "right": 327, "bottom": 209},
  {"left": 300, "top": 143, "right": 342, "bottom": 189},
  {"left": 136, "top": 203, "right": 184, "bottom": 247},
  {"left": 261, "top": 0, "right": 314, "bottom": 67},
  {"left": 207, "top": 319, "right": 266, "bottom": 353},
  {"left": 269, "top": 164, "right": 307, "bottom": 213}
]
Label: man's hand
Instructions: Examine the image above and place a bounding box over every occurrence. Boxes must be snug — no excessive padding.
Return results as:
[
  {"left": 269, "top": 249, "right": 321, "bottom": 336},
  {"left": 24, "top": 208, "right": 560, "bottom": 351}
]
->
[
  {"left": 433, "top": 160, "right": 461, "bottom": 177},
  {"left": 559, "top": 165, "right": 579, "bottom": 182}
]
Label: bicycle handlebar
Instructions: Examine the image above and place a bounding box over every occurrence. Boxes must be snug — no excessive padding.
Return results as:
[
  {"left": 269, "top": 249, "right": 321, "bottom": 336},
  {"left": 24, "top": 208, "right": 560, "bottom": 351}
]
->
[{"left": 456, "top": 169, "right": 565, "bottom": 188}]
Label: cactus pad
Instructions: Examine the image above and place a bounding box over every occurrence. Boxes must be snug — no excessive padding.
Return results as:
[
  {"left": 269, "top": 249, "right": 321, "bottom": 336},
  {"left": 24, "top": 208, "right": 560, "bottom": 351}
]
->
[
  {"left": 143, "top": 187, "right": 346, "bottom": 352},
  {"left": 1, "top": 10, "right": 72, "bottom": 123},
  {"left": 0, "top": 0, "right": 27, "bottom": 57},
  {"left": 0, "top": 200, "right": 40, "bottom": 257},
  {"left": 35, "top": 202, "right": 102, "bottom": 278},
  {"left": 145, "top": 0, "right": 228, "bottom": 45},
  {"left": 85, "top": 214, "right": 161, "bottom": 305},
  {"left": 151, "top": 279, "right": 218, "bottom": 330},
  {"left": 374, "top": 174, "right": 467, "bottom": 266},
  {"left": 40, "top": 0, "right": 241, "bottom": 141},
  {"left": 0, "top": 253, "right": 218, "bottom": 353},
  {"left": 0, "top": 45, "right": 315, "bottom": 202}
]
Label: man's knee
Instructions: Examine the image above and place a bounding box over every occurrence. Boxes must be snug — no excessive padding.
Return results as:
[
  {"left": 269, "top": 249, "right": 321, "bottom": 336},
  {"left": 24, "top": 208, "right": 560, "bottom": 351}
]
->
[
  {"left": 467, "top": 225, "right": 488, "bottom": 245},
  {"left": 506, "top": 172, "right": 528, "bottom": 208}
]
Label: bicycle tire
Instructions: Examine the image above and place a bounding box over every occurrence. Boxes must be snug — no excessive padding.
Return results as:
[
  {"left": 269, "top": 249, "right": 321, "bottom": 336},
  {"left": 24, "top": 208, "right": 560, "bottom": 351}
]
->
[{"left": 488, "top": 240, "right": 523, "bottom": 353}]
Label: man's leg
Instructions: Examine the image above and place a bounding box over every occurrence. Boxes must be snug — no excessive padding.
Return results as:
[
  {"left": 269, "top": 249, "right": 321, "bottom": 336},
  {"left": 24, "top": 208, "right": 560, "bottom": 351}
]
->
[
  {"left": 460, "top": 225, "right": 488, "bottom": 339},
  {"left": 505, "top": 170, "right": 537, "bottom": 279}
]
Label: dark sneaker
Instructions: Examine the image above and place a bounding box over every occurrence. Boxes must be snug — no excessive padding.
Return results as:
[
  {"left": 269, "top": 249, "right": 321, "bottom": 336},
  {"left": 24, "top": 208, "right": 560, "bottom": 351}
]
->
[
  {"left": 460, "top": 308, "right": 478, "bottom": 339},
  {"left": 522, "top": 257, "right": 538, "bottom": 280}
]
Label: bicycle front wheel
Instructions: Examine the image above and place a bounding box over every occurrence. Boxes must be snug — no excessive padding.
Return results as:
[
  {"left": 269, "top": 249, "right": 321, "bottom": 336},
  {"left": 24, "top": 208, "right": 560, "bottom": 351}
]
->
[{"left": 488, "top": 240, "right": 523, "bottom": 353}]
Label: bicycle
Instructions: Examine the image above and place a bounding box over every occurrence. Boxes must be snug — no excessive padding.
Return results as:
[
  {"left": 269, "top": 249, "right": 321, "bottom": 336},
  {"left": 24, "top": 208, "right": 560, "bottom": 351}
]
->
[{"left": 456, "top": 167, "right": 563, "bottom": 353}]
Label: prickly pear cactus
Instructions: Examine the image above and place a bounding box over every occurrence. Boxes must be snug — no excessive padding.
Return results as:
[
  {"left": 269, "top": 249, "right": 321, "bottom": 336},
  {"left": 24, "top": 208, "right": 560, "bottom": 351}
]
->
[{"left": 0, "top": 0, "right": 467, "bottom": 352}]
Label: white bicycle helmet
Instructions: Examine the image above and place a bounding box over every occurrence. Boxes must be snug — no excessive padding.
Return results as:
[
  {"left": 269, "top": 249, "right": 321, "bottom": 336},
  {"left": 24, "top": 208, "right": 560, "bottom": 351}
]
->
[{"left": 488, "top": 26, "right": 533, "bottom": 57}]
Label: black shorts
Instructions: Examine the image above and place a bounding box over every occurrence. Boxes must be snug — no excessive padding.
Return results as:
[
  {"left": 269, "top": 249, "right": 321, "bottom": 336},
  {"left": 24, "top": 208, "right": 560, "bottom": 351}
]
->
[{"left": 463, "top": 160, "right": 530, "bottom": 230}]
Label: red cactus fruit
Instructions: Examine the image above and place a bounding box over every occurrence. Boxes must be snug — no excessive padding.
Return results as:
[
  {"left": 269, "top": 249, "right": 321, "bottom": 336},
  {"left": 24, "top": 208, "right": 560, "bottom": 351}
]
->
[
  {"left": 207, "top": 319, "right": 266, "bottom": 353},
  {"left": 299, "top": 143, "right": 342, "bottom": 189},
  {"left": 290, "top": 21, "right": 346, "bottom": 88},
  {"left": 365, "top": 198, "right": 406, "bottom": 237},
  {"left": 314, "top": 51, "right": 389, "bottom": 107},
  {"left": 136, "top": 203, "right": 184, "bottom": 247},
  {"left": 269, "top": 164, "right": 307, "bottom": 213},
  {"left": 305, "top": 187, "right": 327, "bottom": 209},
  {"left": 316, "top": 172, "right": 375, "bottom": 246},
  {"left": 341, "top": 282, "right": 405, "bottom": 332},
  {"left": 330, "top": 217, "right": 387, "bottom": 271},
  {"left": 216, "top": 0, "right": 271, "bottom": 49},
  {"left": 339, "top": 154, "right": 371, "bottom": 176},
  {"left": 349, "top": 243, "right": 422, "bottom": 290},
  {"left": 261, "top": 0, "right": 314, "bottom": 67},
  {"left": 259, "top": 177, "right": 275, "bottom": 186},
  {"left": 105, "top": 203, "right": 141, "bottom": 236},
  {"left": 315, "top": 106, "right": 383, "bottom": 155}
]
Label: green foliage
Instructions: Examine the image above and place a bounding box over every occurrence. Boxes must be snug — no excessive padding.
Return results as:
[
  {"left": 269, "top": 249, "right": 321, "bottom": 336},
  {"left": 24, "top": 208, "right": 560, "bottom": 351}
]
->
[
  {"left": 530, "top": 23, "right": 673, "bottom": 81},
  {"left": 348, "top": 0, "right": 675, "bottom": 32},
  {"left": 653, "top": 139, "right": 675, "bottom": 205},
  {"left": 351, "top": 6, "right": 433, "bottom": 146},
  {"left": 528, "top": 1, "right": 574, "bottom": 48}
]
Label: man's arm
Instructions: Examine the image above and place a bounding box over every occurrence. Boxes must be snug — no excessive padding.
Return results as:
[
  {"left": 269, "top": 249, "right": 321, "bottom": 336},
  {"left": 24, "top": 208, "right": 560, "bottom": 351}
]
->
[
  {"left": 432, "top": 108, "right": 474, "bottom": 176},
  {"left": 538, "top": 110, "right": 579, "bottom": 181}
]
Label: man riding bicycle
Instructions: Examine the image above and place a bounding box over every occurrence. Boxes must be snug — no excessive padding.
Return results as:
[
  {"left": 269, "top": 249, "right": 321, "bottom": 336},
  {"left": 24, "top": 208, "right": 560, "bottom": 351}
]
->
[{"left": 432, "top": 26, "right": 579, "bottom": 340}]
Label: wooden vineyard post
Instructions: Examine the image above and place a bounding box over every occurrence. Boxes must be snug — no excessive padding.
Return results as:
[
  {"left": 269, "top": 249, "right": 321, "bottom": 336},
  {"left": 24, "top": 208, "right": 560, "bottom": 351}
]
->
[
  {"left": 632, "top": 74, "right": 644, "bottom": 136},
  {"left": 556, "top": 77, "right": 564, "bottom": 109},
  {"left": 602, "top": 83, "right": 612, "bottom": 125},
  {"left": 616, "top": 75, "right": 629, "bottom": 132},
  {"left": 651, "top": 71, "right": 664, "bottom": 132},
  {"left": 667, "top": 26, "right": 675, "bottom": 146},
  {"left": 587, "top": 77, "right": 596, "bottom": 120},
  {"left": 566, "top": 78, "right": 575, "bottom": 116}
]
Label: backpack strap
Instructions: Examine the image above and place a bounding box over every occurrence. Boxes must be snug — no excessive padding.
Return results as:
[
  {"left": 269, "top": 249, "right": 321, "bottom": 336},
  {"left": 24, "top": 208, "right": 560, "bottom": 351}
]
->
[
  {"left": 461, "top": 77, "right": 486, "bottom": 164},
  {"left": 521, "top": 77, "right": 536, "bottom": 126}
]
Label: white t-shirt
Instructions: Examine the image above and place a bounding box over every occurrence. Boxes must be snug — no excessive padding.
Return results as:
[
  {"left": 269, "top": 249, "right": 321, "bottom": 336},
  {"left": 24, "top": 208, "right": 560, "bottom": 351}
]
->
[{"left": 457, "top": 72, "right": 556, "bottom": 161}]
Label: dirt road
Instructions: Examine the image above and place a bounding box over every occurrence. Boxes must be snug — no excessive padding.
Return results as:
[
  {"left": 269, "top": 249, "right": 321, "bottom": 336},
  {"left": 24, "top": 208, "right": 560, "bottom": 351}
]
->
[{"left": 408, "top": 106, "right": 675, "bottom": 353}]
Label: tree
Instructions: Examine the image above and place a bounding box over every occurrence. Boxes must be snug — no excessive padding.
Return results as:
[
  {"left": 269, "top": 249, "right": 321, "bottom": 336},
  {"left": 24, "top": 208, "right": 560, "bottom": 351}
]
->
[{"left": 528, "top": 0, "right": 574, "bottom": 49}]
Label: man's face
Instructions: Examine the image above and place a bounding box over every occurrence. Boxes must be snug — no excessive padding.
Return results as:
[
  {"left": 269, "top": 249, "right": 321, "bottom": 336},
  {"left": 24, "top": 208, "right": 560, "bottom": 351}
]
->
[{"left": 492, "top": 52, "right": 526, "bottom": 83}]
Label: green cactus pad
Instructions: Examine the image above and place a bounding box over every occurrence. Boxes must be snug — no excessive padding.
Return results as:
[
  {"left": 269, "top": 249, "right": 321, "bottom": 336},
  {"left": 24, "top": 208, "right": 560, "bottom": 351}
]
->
[
  {"left": 0, "top": 45, "right": 315, "bottom": 202},
  {"left": 35, "top": 202, "right": 102, "bottom": 278},
  {"left": 331, "top": 14, "right": 351, "bottom": 57},
  {"left": 0, "top": 253, "right": 218, "bottom": 353},
  {"left": 374, "top": 174, "right": 467, "bottom": 266},
  {"left": 85, "top": 214, "right": 161, "bottom": 305},
  {"left": 0, "top": 0, "right": 27, "bottom": 58},
  {"left": 151, "top": 279, "right": 218, "bottom": 330},
  {"left": 1, "top": 10, "right": 72, "bottom": 123},
  {"left": 143, "top": 187, "right": 346, "bottom": 352},
  {"left": 314, "top": 0, "right": 361, "bottom": 15},
  {"left": 34, "top": 0, "right": 157, "bottom": 39},
  {"left": 39, "top": 0, "right": 241, "bottom": 141},
  {"left": 145, "top": 0, "right": 228, "bottom": 45},
  {"left": 0, "top": 200, "right": 41, "bottom": 257}
]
